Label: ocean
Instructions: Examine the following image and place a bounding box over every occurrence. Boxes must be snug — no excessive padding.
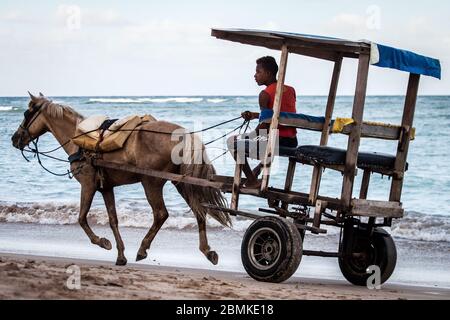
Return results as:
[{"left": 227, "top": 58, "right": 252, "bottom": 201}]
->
[{"left": 1, "top": 95, "right": 449, "bottom": 244}]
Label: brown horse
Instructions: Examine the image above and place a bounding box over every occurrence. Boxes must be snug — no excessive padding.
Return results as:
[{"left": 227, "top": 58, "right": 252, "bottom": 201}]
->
[{"left": 11, "top": 93, "right": 230, "bottom": 266}]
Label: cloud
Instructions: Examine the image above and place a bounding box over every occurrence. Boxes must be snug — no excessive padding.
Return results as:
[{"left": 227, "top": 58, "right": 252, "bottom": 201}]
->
[
  {"left": 2, "top": 10, "right": 21, "bottom": 21},
  {"left": 121, "top": 20, "right": 209, "bottom": 45},
  {"left": 444, "top": 36, "right": 450, "bottom": 47},
  {"left": 263, "top": 21, "right": 280, "bottom": 31},
  {"left": 331, "top": 13, "right": 366, "bottom": 29},
  {"left": 321, "top": 12, "right": 377, "bottom": 39},
  {"left": 56, "top": 5, "right": 130, "bottom": 29},
  {"left": 0, "top": 10, "right": 37, "bottom": 24}
]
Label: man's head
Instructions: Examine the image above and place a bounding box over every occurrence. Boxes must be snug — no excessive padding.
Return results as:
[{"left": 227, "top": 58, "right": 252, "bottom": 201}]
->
[{"left": 255, "top": 56, "right": 278, "bottom": 86}]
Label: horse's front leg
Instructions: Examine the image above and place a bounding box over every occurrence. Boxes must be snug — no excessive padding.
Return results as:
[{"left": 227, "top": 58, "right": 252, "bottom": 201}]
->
[
  {"left": 78, "top": 185, "right": 112, "bottom": 251},
  {"left": 101, "top": 188, "right": 127, "bottom": 266},
  {"left": 136, "top": 179, "right": 168, "bottom": 261}
]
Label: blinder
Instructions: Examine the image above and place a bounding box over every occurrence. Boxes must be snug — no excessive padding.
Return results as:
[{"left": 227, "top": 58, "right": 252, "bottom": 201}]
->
[{"left": 21, "top": 103, "right": 43, "bottom": 130}]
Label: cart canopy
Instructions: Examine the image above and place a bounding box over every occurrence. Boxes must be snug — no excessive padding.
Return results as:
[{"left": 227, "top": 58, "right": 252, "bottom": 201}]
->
[{"left": 211, "top": 28, "right": 441, "bottom": 79}]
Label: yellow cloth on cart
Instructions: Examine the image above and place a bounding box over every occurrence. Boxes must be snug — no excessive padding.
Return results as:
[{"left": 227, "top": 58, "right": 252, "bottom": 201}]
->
[{"left": 331, "top": 118, "right": 355, "bottom": 133}]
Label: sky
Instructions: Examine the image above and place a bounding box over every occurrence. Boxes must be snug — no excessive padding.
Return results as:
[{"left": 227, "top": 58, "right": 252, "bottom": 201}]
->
[{"left": 0, "top": 0, "right": 448, "bottom": 96}]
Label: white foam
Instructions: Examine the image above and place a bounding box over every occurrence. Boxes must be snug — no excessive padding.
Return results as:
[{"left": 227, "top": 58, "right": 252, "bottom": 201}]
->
[
  {"left": 207, "top": 98, "right": 227, "bottom": 104},
  {"left": 142, "top": 97, "right": 204, "bottom": 103},
  {"left": 1, "top": 202, "right": 449, "bottom": 242},
  {"left": 88, "top": 97, "right": 204, "bottom": 104},
  {"left": 88, "top": 98, "right": 141, "bottom": 103},
  {"left": 0, "top": 106, "right": 14, "bottom": 111},
  {"left": 391, "top": 211, "right": 450, "bottom": 242},
  {"left": 0, "top": 202, "right": 231, "bottom": 231}
]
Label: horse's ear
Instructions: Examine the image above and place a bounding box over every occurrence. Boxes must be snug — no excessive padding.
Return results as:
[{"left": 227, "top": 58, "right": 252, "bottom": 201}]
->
[
  {"left": 28, "top": 91, "right": 37, "bottom": 101},
  {"left": 39, "top": 92, "right": 45, "bottom": 97}
]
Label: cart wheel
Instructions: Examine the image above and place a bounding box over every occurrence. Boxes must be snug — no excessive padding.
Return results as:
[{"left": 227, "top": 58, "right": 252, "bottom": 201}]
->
[
  {"left": 241, "top": 216, "right": 302, "bottom": 283},
  {"left": 339, "top": 227, "right": 397, "bottom": 286}
]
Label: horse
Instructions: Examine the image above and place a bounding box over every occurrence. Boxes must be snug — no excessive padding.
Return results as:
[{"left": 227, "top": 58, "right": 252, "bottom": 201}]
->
[{"left": 11, "top": 92, "right": 231, "bottom": 266}]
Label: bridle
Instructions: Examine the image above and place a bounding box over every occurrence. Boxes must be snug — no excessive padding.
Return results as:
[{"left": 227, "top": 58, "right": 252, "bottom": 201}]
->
[
  {"left": 18, "top": 100, "right": 83, "bottom": 178},
  {"left": 19, "top": 102, "right": 44, "bottom": 162}
]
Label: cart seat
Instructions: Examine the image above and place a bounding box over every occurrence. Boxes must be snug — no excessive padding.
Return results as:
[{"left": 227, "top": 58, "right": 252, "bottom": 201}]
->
[{"left": 279, "top": 145, "right": 408, "bottom": 175}]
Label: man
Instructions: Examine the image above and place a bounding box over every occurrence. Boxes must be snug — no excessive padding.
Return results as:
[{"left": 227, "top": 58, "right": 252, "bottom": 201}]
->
[{"left": 228, "top": 56, "right": 298, "bottom": 188}]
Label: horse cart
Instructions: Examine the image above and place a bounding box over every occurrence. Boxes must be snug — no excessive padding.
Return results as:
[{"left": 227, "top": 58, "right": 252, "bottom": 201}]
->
[{"left": 12, "top": 28, "right": 441, "bottom": 286}]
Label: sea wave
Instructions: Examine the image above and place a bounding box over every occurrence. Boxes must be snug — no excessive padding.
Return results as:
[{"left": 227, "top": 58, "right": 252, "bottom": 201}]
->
[
  {"left": 207, "top": 98, "right": 227, "bottom": 104},
  {"left": 391, "top": 211, "right": 450, "bottom": 242},
  {"left": 0, "top": 201, "right": 249, "bottom": 231},
  {"left": 0, "top": 106, "right": 16, "bottom": 111},
  {"left": 87, "top": 97, "right": 204, "bottom": 104},
  {"left": 0, "top": 202, "right": 448, "bottom": 242}
]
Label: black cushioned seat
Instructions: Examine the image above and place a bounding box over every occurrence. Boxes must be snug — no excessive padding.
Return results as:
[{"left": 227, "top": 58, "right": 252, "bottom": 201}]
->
[{"left": 279, "top": 145, "right": 408, "bottom": 173}]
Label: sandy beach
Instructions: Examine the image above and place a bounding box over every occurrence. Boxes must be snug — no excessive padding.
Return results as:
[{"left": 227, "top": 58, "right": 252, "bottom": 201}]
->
[
  {"left": 0, "top": 222, "right": 449, "bottom": 300},
  {"left": 1, "top": 253, "right": 449, "bottom": 300}
]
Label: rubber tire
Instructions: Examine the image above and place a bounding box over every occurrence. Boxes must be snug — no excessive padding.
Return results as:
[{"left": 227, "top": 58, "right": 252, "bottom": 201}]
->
[
  {"left": 339, "top": 227, "right": 397, "bottom": 286},
  {"left": 241, "top": 217, "right": 302, "bottom": 283}
]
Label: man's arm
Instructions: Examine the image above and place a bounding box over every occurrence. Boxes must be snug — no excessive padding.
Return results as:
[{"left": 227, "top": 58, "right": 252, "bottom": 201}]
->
[
  {"left": 253, "top": 90, "right": 271, "bottom": 131},
  {"left": 259, "top": 90, "right": 270, "bottom": 110},
  {"left": 241, "top": 90, "right": 270, "bottom": 124}
]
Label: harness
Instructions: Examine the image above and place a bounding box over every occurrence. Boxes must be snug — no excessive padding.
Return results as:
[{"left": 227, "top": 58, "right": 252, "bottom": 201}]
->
[{"left": 19, "top": 105, "right": 250, "bottom": 183}]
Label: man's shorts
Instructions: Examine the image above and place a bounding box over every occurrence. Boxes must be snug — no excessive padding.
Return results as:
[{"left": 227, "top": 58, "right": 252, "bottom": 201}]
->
[{"left": 227, "top": 131, "right": 298, "bottom": 160}]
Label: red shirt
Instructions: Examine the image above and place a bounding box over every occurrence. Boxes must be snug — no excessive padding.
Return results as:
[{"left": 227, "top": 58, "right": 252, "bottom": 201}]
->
[{"left": 264, "top": 83, "right": 297, "bottom": 138}]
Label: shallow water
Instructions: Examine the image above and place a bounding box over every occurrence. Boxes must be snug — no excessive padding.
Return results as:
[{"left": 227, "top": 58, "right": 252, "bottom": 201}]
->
[{"left": 1, "top": 95, "right": 449, "bottom": 243}]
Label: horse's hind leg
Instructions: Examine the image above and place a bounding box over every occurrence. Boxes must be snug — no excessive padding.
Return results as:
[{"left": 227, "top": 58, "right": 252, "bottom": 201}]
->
[
  {"left": 196, "top": 214, "right": 219, "bottom": 265},
  {"left": 78, "top": 185, "right": 112, "bottom": 250},
  {"left": 136, "top": 178, "right": 168, "bottom": 261},
  {"left": 174, "top": 185, "right": 218, "bottom": 265},
  {"left": 101, "top": 188, "right": 127, "bottom": 266}
]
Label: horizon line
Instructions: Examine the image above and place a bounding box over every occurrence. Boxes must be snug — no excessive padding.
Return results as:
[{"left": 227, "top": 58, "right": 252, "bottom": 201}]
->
[{"left": 1, "top": 94, "right": 449, "bottom": 98}]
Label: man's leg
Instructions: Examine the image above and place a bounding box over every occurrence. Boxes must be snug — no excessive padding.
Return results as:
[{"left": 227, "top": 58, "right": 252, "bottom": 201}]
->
[{"left": 227, "top": 135, "right": 259, "bottom": 186}]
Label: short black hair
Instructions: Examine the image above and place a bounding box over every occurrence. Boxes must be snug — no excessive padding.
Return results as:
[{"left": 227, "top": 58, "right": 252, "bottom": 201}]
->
[{"left": 256, "top": 56, "right": 278, "bottom": 76}]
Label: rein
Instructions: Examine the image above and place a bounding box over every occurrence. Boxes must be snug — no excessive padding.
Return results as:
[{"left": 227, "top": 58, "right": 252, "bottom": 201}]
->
[
  {"left": 27, "top": 138, "right": 84, "bottom": 178},
  {"left": 20, "top": 111, "right": 250, "bottom": 177}
]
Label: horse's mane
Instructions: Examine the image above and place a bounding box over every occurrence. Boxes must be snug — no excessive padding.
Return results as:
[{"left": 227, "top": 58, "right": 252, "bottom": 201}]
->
[{"left": 37, "top": 97, "right": 84, "bottom": 121}]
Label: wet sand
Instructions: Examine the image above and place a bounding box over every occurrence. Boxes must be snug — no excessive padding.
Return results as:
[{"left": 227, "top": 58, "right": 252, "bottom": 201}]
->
[{"left": 0, "top": 253, "right": 448, "bottom": 300}]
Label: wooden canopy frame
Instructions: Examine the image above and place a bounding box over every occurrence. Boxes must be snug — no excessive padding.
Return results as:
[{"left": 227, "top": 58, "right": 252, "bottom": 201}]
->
[{"left": 211, "top": 28, "right": 420, "bottom": 217}]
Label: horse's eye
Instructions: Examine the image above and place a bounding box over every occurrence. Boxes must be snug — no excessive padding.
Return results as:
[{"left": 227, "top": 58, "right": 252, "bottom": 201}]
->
[{"left": 24, "top": 110, "right": 31, "bottom": 119}]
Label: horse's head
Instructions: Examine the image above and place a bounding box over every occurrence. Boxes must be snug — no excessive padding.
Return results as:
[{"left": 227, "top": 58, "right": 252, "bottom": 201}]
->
[{"left": 11, "top": 92, "right": 50, "bottom": 150}]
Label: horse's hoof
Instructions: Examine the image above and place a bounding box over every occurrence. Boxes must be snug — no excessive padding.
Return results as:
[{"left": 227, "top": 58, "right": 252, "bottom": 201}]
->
[
  {"left": 99, "top": 238, "right": 112, "bottom": 250},
  {"left": 136, "top": 252, "right": 147, "bottom": 262},
  {"left": 116, "top": 257, "right": 127, "bottom": 266},
  {"left": 207, "top": 251, "right": 219, "bottom": 265}
]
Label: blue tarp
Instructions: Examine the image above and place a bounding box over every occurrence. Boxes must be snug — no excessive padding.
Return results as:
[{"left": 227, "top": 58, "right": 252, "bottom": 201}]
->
[
  {"left": 372, "top": 44, "right": 441, "bottom": 79},
  {"left": 259, "top": 109, "right": 325, "bottom": 123}
]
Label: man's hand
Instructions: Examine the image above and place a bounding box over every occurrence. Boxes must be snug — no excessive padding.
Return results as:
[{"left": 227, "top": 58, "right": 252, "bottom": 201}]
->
[{"left": 241, "top": 111, "right": 253, "bottom": 121}]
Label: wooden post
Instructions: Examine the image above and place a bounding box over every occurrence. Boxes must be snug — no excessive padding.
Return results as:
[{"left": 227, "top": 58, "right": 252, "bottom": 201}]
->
[
  {"left": 309, "top": 57, "right": 343, "bottom": 203},
  {"left": 313, "top": 200, "right": 327, "bottom": 231},
  {"left": 340, "top": 54, "right": 370, "bottom": 211},
  {"left": 360, "top": 170, "right": 371, "bottom": 199},
  {"left": 389, "top": 73, "right": 420, "bottom": 202},
  {"left": 313, "top": 200, "right": 323, "bottom": 228},
  {"left": 261, "top": 44, "right": 289, "bottom": 192},
  {"left": 231, "top": 163, "right": 243, "bottom": 210},
  {"left": 281, "top": 158, "right": 297, "bottom": 210}
]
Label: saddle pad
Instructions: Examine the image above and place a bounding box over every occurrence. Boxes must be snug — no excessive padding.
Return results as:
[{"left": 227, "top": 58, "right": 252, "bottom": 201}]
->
[
  {"left": 72, "top": 115, "right": 154, "bottom": 152},
  {"left": 77, "top": 115, "right": 109, "bottom": 139},
  {"left": 103, "top": 115, "right": 136, "bottom": 138}
]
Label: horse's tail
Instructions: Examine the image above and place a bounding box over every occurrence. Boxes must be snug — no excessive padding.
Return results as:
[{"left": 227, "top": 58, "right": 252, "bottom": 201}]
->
[{"left": 176, "top": 133, "right": 231, "bottom": 228}]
